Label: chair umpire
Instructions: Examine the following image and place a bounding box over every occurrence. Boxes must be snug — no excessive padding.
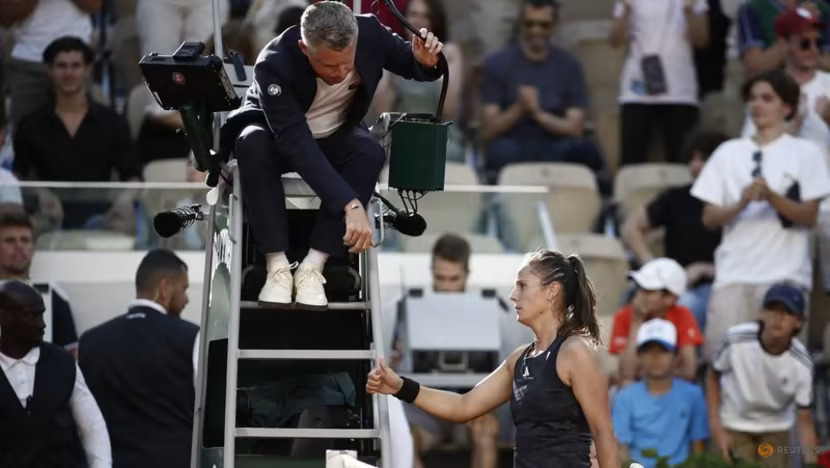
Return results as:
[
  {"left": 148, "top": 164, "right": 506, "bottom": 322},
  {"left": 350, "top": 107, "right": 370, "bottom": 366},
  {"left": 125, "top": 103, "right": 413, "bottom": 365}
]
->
[
  {"left": 79, "top": 249, "right": 198, "bottom": 468},
  {"left": 221, "top": 1, "right": 444, "bottom": 309}
]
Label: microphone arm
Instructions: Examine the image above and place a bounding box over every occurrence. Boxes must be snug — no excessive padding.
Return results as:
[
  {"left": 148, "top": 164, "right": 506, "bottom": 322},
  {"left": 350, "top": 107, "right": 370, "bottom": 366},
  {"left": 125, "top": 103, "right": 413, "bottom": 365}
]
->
[
  {"left": 179, "top": 204, "right": 206, "bottom": 228},
  {"left": 373, "top": 191, "right": 405, "bottom": 215}
]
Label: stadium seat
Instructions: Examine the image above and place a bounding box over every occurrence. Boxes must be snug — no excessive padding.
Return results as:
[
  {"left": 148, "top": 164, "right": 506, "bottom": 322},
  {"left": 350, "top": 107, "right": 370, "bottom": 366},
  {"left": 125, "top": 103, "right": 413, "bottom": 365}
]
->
[
  {"left": 498, "top": 162, "right": 602, "bottom": 251},
  {"left": 380, "top": 162, "right": 484, "bottom": 236},
  {"left": 613, "top": 163, "right": 691, "bottom": 221}
]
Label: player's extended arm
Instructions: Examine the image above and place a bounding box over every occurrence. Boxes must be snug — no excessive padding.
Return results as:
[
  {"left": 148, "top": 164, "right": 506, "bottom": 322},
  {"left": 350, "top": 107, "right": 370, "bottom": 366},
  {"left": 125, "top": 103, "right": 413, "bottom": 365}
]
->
[{"left": 367, "top": 346, "right": 525, "bottom": 423}]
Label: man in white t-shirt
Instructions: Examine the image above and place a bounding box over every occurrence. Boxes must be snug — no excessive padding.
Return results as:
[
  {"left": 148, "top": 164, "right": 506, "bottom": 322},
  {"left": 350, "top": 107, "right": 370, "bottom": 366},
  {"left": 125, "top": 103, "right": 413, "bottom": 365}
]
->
[
  {"left": 742, "top": 7, "right": 830, "bottom": 297},
  {"left": 0, "top": 0, "right": 99, "bottom": 124},
  {"left": 608, "top": 0, "right": 709, "bottom": 166},
  {"left": 706, "top": 283, "right": 817, "bottom": 468},
  {"left": 691, "top": 68, "right": 830, "bottom": 361}
]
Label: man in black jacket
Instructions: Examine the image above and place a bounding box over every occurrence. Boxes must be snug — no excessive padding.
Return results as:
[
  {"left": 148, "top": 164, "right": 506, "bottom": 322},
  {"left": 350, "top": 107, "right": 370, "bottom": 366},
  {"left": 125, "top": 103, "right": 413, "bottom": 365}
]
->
[
  {"left": 79, "top": 249, "right": 198, "bottom": 468},
  {"left": 226, "top": 1, "right": 444, "bottom": 309},
  {"left": 0, "top": 280, "right": 111, "bottom": 468}
]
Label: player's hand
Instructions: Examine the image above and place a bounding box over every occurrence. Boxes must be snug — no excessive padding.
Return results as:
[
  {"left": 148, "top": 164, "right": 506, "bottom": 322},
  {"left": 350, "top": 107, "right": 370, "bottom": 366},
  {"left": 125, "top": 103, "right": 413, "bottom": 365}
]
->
[
  {"left": 366, "top": 357, "right": 403, "bottom": 395},
  {"left": 412, "top": 28, "right": 444, "bottom": 68},
  {"left": 343, "top": 200, "right": 372, "bottom": 253}
]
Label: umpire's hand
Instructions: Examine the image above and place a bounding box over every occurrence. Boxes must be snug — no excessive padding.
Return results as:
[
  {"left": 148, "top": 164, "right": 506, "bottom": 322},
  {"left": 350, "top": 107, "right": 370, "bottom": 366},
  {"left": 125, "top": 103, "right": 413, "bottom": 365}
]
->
[{"left": 344, "top": 199, "right": 373, "bottom": 253}]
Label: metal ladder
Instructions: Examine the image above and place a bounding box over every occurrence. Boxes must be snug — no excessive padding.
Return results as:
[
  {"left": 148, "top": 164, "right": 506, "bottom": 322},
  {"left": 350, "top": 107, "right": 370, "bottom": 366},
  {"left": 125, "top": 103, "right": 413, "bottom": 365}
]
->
[{"left": 190, "top": 165, "right": 392, "bottom": 468}]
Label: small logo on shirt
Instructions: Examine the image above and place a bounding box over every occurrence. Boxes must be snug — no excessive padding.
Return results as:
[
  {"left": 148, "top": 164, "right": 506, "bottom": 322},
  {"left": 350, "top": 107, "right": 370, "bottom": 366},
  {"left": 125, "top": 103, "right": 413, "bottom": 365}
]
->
[{"left": 267, "top": 84, "right": 282, "bottom": 96}]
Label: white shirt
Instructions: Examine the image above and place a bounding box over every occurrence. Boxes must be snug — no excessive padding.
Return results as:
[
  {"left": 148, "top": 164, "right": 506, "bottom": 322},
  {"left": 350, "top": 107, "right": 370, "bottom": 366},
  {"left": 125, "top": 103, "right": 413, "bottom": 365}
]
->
[
  {"left": 713, "top": 321, "right": 813, "bottom": 433},
  {"left": 0, "top": 347, "right": 112, "bottom": 467},
  {"left": 11, "top": 0, "right": 93, "bottom": 62},
  {"left": 615, "top": 0, "right": 708, "bottom": 105},
  {"left": 305, "top": 71, "right": 362, "bottom": 139},
  {"left": 741, "top": 71, "right": 830, "bottom": 213},
  {"left": 128, "top": 299, "right": 200, "bottom": 383},
  {"left": 691, "top": 134, "right": 830, "bottom": 288}
]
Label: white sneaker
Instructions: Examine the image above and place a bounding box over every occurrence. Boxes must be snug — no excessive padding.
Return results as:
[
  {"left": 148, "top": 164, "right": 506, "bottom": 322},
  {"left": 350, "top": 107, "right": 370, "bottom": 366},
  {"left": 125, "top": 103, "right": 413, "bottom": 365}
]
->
[
  {"left": 294, "top": 263, "right": 328, "bottom": 310},
  {"left": 257, "top": 262, "right": 297, "bottom": 308}
]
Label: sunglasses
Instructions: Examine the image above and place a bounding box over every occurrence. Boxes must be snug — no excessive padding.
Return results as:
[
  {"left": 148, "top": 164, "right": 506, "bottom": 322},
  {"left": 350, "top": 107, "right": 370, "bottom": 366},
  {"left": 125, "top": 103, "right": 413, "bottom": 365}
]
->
[
  {"left": 524, "top": 20, "right": 553, "bottom": 30},
  {"left": 752, "top": 151, "right": 763, "bottom": 178},
  {"left": 800, "top": 38, "right": 820, "bottom": 50}
]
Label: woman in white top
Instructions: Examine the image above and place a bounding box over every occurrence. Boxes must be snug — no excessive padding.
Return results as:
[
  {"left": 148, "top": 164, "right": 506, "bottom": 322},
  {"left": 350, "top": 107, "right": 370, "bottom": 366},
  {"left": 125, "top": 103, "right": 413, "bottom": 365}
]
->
[{"left": 609, "top": 0, "right": 710, "bottom": 166}]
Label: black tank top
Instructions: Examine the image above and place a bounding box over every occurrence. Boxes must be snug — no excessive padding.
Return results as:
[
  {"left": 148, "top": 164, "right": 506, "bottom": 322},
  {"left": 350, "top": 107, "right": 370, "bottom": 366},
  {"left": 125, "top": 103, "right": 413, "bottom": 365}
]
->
[{"left": 509, "top": 335, "right": 592, "bottom": 468}]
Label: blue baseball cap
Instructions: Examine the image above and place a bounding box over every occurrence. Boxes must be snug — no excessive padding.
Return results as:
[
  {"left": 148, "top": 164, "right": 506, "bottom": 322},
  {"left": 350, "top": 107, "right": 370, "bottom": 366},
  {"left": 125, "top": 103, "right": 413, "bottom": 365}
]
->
[{"left": 763, "top": 283, "right": 806, "bottom": 317}]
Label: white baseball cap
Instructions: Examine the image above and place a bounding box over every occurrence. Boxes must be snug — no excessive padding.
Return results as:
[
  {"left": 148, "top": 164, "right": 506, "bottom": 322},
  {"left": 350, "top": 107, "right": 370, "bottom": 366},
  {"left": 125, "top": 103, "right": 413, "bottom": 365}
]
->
[
  {"left": 629, "top": 258, "right": 687, "bottom": 297},
  {"left": 636, "top": 318, "right": 677, "bottom": 351}
]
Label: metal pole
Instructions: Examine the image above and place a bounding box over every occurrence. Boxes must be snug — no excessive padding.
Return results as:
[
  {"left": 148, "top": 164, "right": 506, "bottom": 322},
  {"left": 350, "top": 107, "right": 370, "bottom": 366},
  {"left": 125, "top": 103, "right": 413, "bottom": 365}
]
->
[
  {"left": 212, "top": 0, "right": 224, "bottom": 60},
  {"left": 222, "top": 166, "right": 244, "bottom": 468},
  {"left": 353, "top": 0, "right": 361, "bottom": 14},
  {"left": 190, "top": 207, "right": 217, "bottom": 468},
  {"left": 212, "top": 0, "right": 227, "bottom": 131},
  {"left": 367, "top": 247, "right": 392, "bottom": 468}
]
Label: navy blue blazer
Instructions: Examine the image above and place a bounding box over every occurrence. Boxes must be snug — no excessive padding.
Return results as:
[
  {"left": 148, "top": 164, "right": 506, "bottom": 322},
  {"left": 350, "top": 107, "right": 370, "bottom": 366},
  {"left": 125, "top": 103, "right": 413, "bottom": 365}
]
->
[{"left": 221, "top": 14, "right": 442, "bottom": 213}]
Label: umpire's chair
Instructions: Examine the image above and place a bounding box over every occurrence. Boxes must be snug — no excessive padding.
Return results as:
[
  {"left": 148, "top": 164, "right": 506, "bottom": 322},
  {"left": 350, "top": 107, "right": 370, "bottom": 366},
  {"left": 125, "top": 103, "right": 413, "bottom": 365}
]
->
[
  {"left": 140, "top": 39, "right": 451, "bottom": 468},
  {"left": 141, "top": 43, "right": 390, "bottom": 468}
]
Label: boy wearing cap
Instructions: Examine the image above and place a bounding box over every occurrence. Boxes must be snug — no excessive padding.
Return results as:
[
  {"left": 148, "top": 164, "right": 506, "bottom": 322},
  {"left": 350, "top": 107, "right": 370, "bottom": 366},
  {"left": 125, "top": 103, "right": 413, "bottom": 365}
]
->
[
  {"left": 706, "top": 283, "right": 818, "bottom": 468},
  {"left": 612, "top": 319, "right": 708, "bottom": 468},
  {"left": 610, "top": 258, "right": 703, "bottom": 385}
]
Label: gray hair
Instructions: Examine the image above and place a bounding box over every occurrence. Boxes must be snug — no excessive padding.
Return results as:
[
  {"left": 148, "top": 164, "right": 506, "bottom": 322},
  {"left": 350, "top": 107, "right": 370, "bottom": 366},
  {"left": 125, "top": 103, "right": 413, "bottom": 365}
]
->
[{"left": 301, "top": 1, "right": 358, "bottom": 51}]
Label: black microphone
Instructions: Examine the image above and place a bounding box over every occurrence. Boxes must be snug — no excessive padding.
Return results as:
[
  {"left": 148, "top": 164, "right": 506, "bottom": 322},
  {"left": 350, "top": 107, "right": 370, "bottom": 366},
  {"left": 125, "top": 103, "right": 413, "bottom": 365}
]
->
[
  {"left": 373, "top": 191, "right": 427, "bottom": 237},
  {"left": 384, "top": 209, "right": 427, "bottom": 236},
  {"left": 153, "top": 204, "right": 205, "bottom": 238}
]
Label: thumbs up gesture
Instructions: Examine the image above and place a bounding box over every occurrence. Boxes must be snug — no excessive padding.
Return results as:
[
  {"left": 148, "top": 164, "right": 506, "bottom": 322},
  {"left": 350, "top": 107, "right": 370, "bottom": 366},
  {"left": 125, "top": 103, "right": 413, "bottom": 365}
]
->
[{"left": 366, "top": 357, "right": 404, "bottom": 395}]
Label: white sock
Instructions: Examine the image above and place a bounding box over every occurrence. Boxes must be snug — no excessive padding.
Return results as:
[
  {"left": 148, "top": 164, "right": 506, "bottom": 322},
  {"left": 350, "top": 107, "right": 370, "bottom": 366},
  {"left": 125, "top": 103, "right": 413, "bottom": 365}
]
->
[
  {"left": 302, "top": 248, "right": 328, "bottom": 268},
  {"left": 265, "top": 252, "right": 289, "bottom": 274}
]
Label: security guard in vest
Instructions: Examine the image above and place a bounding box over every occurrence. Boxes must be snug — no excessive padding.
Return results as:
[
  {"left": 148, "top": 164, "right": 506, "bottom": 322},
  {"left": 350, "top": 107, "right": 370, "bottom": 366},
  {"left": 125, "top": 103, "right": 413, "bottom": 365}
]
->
[
  {"left": 79, "top": 249, "right": 198, "bottom": 468},
  {"left": 0, "top": 279, "right": 112, "bottom": 468}
]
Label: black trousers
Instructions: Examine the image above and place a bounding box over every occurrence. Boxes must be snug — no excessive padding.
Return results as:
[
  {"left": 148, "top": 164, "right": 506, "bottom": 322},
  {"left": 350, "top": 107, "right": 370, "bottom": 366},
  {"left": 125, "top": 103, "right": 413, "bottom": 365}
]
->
[
  {"left": 235, "top": 124, "right": 386, "bottom": 257},
  {"left": 619, "top": 103, "right": 700, "bottom": 166}
]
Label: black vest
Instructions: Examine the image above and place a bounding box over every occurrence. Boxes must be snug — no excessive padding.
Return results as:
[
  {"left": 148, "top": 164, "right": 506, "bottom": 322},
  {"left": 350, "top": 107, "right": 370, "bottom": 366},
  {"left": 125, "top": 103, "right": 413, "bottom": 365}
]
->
[
  {"left": 0, "top": 343, "right": 87, "bottom": 468},
  {"left": 79, "top": 306, "right": 199, "bottom": 468}
]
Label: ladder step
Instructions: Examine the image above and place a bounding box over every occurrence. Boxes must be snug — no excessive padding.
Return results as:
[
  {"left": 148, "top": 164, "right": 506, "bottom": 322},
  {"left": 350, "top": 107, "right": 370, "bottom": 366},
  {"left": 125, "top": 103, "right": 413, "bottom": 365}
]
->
[
  {"left": 235, "top": 428, "right": 380, "bottom": 439},
  {"left": 240, "top": 301, "right": 369, "bottom": 311},
  {"left": 238, "top": 349, "right": 375, "bottom": 360}
]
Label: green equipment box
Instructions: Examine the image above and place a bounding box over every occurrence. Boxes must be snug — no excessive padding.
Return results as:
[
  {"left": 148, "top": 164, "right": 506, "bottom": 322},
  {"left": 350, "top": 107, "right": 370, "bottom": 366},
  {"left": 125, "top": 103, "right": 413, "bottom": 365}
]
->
[{"left": 387, "top": 117, "right": 452, "bottom": 193}]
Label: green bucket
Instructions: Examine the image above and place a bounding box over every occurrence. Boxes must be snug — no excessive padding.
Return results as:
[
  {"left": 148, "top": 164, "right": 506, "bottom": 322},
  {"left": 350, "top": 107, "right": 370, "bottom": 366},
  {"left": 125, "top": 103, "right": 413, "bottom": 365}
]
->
[{"left": 387, "top": 117, "right": 452, "bottom": 193}]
